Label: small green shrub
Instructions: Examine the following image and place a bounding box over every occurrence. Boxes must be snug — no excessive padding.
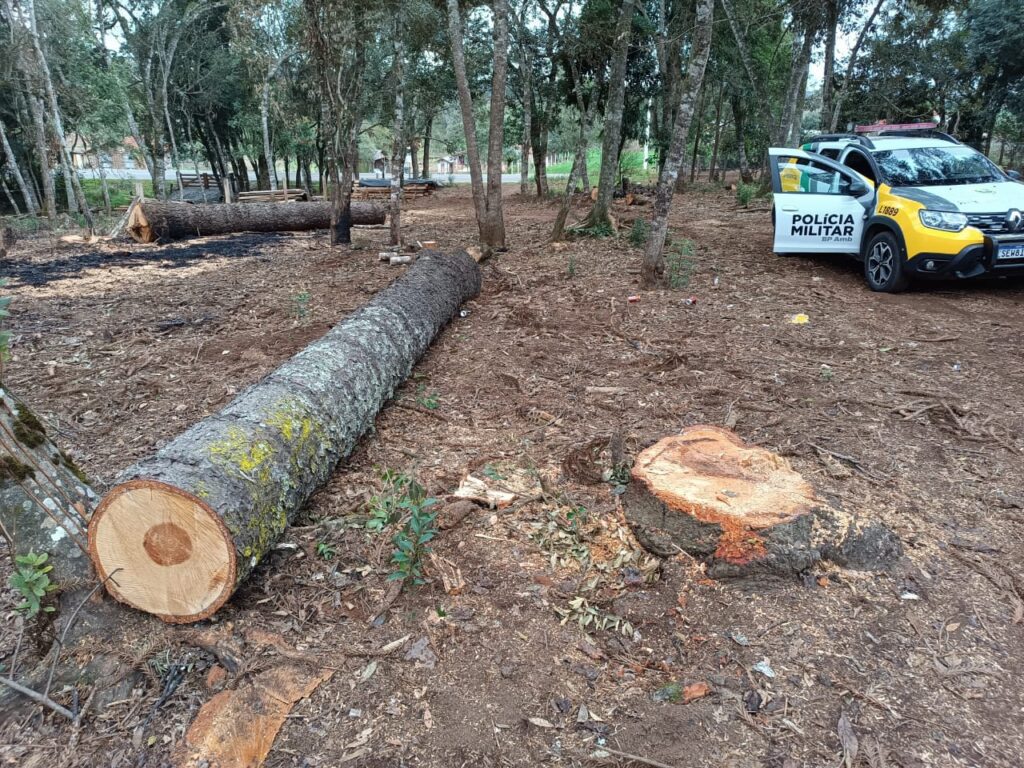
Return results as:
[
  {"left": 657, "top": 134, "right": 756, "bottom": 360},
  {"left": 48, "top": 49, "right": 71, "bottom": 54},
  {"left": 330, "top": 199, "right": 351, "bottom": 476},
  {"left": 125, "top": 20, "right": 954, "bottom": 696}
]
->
[
  {"left": 316, "top": 541, "right": 336, "bottom": 560},
  {"left": 389, "top": 492, "right": 438, "bottom": 586},
  {"left": 366, "top": 468, "right": 424, "bottom": 532},
  {"left": 9, "top": 551, "right": 57, "bottom": 616},
  {"left": 628, "top": 219, "right": 650, "bottom": 247},
  {"left": 736, "top": 183, "right": 759, "bottom": 208},
  {"left": 292, "top": 290, "right": 311, "bottom": 321}
]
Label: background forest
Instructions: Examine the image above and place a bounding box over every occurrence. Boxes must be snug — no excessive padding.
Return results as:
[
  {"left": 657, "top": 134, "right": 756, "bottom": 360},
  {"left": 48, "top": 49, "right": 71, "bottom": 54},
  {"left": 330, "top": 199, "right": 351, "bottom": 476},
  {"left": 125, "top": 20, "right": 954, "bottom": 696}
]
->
[{"left": 0, "top": 0, "right": 1022, "bottom": 227}]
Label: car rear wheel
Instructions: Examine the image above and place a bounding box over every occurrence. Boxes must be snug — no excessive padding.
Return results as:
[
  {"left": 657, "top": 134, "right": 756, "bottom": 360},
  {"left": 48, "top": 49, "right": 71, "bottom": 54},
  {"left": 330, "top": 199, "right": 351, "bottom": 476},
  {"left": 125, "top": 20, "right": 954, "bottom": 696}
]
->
[{"left": 864, "top": 231, "right": 909, "bottom": 292}]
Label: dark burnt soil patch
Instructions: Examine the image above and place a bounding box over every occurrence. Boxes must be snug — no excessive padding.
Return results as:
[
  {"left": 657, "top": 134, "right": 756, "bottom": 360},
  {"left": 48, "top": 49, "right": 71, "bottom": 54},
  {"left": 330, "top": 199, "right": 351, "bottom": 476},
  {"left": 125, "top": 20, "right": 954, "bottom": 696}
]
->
[
  {"left": 3, "top": 232, "right": 303, "bottom": 287},
  {"left": 3, "top": 186, "right": 1024, "bottom": 768}
]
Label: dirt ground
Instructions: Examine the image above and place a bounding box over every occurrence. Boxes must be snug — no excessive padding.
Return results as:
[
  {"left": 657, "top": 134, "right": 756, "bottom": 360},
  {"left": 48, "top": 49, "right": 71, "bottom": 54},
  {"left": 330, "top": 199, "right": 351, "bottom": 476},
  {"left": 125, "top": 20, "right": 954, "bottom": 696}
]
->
[{"left": 2, "top": 183, "right": 1024, "bottom": 768}]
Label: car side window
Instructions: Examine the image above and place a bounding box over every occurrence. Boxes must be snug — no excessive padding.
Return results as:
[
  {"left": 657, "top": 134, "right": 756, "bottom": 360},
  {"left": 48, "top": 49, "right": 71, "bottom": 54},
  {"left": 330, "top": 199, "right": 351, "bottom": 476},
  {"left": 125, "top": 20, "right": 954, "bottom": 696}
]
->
[
  {"left": 777, "top": 157, "right": 855, "bottom": 195},
  {"left": 841, "top": 150, "right": 877, "bottom": 183}
]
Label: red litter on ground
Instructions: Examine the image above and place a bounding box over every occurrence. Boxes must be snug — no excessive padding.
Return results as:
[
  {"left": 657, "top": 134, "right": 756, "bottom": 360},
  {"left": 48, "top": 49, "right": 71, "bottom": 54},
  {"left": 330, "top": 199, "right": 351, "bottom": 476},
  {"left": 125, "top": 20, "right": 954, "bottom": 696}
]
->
[
  {"left": 684, "top": 296, "right": 698, "bottom": 306},
  {"left": 627, "top": 295, "right": 641, "bottom": 303}
]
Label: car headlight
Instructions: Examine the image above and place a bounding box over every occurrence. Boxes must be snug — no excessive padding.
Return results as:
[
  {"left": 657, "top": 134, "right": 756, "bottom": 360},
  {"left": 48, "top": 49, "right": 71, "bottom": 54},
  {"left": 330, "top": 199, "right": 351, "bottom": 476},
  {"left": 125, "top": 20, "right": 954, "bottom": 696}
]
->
[{"left": 919, "top": 210, "right": 968, "bottom": 232}]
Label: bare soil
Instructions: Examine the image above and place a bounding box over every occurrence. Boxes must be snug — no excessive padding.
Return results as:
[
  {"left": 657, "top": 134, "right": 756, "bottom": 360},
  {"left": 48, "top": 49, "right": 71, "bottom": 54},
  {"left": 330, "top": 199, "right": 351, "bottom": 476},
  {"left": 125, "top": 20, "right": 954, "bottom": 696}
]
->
[{"left": 2, "top": 184, "right": 1024, "bottom": 767}]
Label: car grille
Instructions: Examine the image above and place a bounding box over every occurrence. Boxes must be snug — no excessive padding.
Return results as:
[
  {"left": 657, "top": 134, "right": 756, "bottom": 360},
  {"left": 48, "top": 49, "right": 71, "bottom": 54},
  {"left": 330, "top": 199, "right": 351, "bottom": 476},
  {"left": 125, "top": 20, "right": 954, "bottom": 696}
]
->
[{"left": 966, "top": 212, "right": 1015, "bottom": 234}]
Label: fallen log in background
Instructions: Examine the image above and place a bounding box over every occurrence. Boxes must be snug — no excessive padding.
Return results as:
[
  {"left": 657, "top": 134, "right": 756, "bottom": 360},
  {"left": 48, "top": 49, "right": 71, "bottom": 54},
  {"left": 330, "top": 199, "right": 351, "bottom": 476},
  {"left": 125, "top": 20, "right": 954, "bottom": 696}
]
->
[
  {"left": 126, "top": 199, "right": 386, "bottom": 243},
  {"left": 89, "top": 251, "right": 480, "bottom": 623}
]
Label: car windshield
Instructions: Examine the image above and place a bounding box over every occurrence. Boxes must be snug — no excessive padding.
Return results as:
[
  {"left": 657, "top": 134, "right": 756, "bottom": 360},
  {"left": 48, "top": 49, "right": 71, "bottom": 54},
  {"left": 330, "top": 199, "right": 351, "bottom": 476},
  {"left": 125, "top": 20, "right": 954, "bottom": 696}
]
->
[{"left": 874, "top": 146, "right": 1002, "bottom": 186}]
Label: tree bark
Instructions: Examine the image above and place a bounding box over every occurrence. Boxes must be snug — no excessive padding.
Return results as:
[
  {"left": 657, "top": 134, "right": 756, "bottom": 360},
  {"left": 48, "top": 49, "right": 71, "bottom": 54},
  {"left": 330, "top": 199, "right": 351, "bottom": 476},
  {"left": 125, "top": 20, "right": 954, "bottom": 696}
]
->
[
  {"left": 89, "top": 251, "right": 481, "bottom": 623},
  {"left": 640, "top": 0, "right": 713, "bottom": 288},
  {"left": 829, "top": 0, "right": 887, "bottom": 132},
  {"left": 518, "top": 19, "right": 533, "bottom": 197},
  {"left": 26, "top": 92, "right": 56, "bottom": 220},
  {"left": 421, "top": 113, "right": 433, "bottom": 179},
  {"left": 261, "top": 76, "right": 278, "bottom": 191},
  {"left": 686, "top": 82, "right": 708, "bottom": 186},
  {"left": 482, "top": 0, "right": 510, "bottom": 247},
  {"left": 0, "top": 118, "right": 38, "bottom": 214},
  {"left": 0, "top": 388, "right": 96, "bottom": 586},
  {"left": 585, "top": 0, "right": 635, "bottom": 229},
  {"left": 446, "top": 0, "right": 487, "bottom": 230},
  {"left": 389, "top": 5, "right": 405, "bottom": 247},
  {"left": 126, "top": 200, "right": 385, "bottom": 243},
  {"left": 731, "top": 91, "right": 753, "bottom": 184},
  {"left": 821, "top": 0, "right": 839, "bottom": 129}
]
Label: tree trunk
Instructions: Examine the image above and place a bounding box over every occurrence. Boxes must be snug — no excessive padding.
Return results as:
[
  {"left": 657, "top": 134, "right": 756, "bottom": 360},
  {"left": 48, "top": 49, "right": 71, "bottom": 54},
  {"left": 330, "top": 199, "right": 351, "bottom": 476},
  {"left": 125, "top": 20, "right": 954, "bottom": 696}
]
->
[
  {"left": 640, "top": 0, "right": 713, "bottom": 288},
  {"left": 261, "top": 77, "right": 278, "bottom": 191},
  {"left": 0, "top": 118, "right": 38, "bottom": 214},
  {"left": 624, "top": 427, "right": 902, "bottom": 577},
  {"left": 732, "top": 92, "right": 752, "bottom": 184},
  {"left": 421, "top": 113, "right": 433, "bottom": 179},
  {"left": 164, "top": 97, "right": 185, "bottom": 196},
  {"left": 687, "top": 83, "right": 708, "bottom": 186},
  {"left": 519, "top": 37, "right": 533, "bottom": 197},
  {"left": 821, "top": 0, "right": 838, "bottom": 129},
  {"left": 776, "top": 26, "right": 815, "bottom": 147},
  {"left": 0, "top": 389, "right": 96, "bottom": 586},
  {"left": 1, "top": 178, "right": 20, "bottom": 215},
  {"left": 126, "top": 200, "right": 385, "bottom": 243},
  {"left": 829, "top": 0, "right": 887, "bottom": 132},
  {"left": 585, "top": 0, "right": 635, "bottom": 229},
  {"left": 26, "top": 93, "right": 56, "bottom": 220},
  {"left": 446, "top": 0, "right": 488, "bottom": 231},
  {"left": 482, "top": 0, "right": 510, "bottom": 248},
  {"left": 708, "top": 87, "right": 726, "bottom": 182},
  {"left": 389, "top": 6, "right": 405, "bottom": 247},
  {"left": 531, "top": 113, "right": 549, "bottom": 197},
  {"left": 89, "top": 251, "right": 481, "bottom": 623},
  {"left": 283, "top": 155, "right": 290, "bottom": 190}
]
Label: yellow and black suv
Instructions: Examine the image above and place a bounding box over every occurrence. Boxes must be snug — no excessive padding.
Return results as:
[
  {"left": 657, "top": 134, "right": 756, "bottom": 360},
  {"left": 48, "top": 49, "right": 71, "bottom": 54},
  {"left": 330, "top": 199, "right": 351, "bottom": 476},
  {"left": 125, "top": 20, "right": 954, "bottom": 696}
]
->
[{"left": 768, "top": 123, "right": 1024, "bottom": 292}]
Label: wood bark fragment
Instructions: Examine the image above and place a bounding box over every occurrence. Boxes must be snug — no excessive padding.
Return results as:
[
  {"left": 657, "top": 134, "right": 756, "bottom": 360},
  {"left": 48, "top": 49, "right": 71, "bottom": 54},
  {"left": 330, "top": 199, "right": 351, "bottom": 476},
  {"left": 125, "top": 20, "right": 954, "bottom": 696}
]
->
[
  {"left": 126, "top": 200, "right": 386, "bottom": 243},
  {"left": 89, "top": 251, "right": 480, "bottom": 622}
]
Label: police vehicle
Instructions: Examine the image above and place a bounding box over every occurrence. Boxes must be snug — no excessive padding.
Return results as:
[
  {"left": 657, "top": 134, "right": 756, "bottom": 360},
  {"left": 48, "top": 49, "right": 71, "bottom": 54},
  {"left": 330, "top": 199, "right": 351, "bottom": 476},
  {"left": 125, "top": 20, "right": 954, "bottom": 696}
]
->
[{"left": 769, "top": 122, "right": 1024, "bottom": 292}]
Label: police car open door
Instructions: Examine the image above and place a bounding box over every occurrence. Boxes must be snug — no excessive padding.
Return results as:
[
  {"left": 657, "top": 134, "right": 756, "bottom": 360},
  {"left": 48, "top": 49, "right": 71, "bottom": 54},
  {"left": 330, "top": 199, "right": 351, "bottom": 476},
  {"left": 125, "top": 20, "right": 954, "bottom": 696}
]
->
[{"left": 769, "top": 148, "right": 874, "bottom": 255}]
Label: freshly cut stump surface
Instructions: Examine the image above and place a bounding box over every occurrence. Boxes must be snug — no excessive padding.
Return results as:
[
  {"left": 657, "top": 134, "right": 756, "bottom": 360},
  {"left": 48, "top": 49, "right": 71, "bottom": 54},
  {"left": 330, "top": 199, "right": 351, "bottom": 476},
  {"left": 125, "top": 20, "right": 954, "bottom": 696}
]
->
[
  {"left": 624, "top": 426, "right": 900, "bottom": 576},
  {"left": 89, "top": 251, "right": 481, "bottom": 622}
]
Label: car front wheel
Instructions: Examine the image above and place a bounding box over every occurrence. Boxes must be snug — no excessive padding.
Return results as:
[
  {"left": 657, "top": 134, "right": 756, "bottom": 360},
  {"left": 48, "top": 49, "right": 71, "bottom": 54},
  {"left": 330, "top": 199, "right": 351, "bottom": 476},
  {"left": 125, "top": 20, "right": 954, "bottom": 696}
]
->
[{"left": 864, "top": 231, "right": 909, "bottom": 292}]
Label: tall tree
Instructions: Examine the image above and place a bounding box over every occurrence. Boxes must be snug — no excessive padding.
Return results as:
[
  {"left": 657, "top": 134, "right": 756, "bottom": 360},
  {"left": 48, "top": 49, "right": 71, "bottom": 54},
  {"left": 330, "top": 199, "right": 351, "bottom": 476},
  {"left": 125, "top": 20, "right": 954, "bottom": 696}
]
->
[
  {"left": 584, "top": 0, "right": 635, "bottom": 229},
  {"left": 640, "top": 0, "right": 714, "bottom": 287},
  {"left": 446, "top": 0, "right": 509, "bottom": 249}
]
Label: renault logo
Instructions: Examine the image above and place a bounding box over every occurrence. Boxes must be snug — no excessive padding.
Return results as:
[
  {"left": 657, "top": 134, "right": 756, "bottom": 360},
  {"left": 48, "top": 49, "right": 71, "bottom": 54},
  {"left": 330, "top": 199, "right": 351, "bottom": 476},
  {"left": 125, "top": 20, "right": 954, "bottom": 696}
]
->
[{"left": 1008, "top": 209, "right": 1024, "bottom": 233}]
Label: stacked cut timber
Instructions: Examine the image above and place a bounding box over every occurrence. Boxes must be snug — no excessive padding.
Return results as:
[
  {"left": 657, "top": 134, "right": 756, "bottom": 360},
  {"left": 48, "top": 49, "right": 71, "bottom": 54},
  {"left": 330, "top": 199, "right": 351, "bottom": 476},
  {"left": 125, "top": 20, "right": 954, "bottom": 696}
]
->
[
  {"left": 236, "top": 188, "right": 308, "bottom": 203},
  {"left": 126, "top": 200, "right": 386, "bottom": 243},
  {"left": 88, "top": 251, "right": 481, "bottom": 622}
]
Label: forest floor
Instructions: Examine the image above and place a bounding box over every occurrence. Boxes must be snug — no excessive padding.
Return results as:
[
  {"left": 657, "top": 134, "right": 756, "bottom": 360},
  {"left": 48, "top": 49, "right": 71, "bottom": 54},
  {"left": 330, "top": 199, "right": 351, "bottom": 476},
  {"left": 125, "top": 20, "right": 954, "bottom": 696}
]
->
[{"left": 2, "top": 183, "right": 1024, "bottom": 767}]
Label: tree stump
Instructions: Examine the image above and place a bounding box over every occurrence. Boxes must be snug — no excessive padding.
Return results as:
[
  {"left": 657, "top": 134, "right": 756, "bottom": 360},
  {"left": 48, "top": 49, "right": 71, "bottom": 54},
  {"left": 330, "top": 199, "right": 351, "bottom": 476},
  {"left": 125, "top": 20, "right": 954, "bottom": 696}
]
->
[{"left": 623, "top": 426, "right": 901, "bottom": 577}]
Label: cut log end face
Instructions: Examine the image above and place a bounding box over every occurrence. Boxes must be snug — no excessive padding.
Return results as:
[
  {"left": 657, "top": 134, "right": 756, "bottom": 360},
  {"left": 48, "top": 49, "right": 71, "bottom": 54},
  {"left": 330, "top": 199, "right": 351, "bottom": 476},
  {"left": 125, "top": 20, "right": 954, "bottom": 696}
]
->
[
  {"left": 89, "top": 480, "right": 235, "bottom": 622},
  {"left": 627, "top": 426, "right": 821, "bottom": 571}
]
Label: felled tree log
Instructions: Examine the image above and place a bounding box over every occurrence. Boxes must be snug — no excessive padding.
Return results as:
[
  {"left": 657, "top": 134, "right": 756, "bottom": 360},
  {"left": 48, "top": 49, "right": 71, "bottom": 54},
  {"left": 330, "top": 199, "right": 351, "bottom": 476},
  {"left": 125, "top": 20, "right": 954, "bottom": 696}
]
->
[
  {"left": 0, "top": 386, "right": 96, "bottom": 585},
  {"left": 126, "top": 199, "right": 386, "bottom": 243},
  {"left": 623, "top": 426, "right": 901, "bottom": 577},
  {"left": 89, "top": 251, "right": 480, "bottom": 623}
]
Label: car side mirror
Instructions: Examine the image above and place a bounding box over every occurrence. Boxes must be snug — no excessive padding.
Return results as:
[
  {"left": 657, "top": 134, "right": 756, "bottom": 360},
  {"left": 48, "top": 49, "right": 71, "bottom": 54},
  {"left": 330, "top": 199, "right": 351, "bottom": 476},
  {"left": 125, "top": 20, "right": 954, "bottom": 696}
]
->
[
  {"left": 1008, "top": 170, "right": 1022, "bottom": 181},
  {"left": 848, "top": 179, "right": 870, "bottom": 196}
]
